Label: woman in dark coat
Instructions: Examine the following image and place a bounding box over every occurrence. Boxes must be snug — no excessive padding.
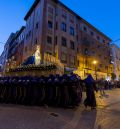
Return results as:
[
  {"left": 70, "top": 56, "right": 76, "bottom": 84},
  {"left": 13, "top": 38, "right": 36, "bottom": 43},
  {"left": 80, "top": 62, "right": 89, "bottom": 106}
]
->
[{"left": 84, "top": 74, "right": 98, "bottom": 109}]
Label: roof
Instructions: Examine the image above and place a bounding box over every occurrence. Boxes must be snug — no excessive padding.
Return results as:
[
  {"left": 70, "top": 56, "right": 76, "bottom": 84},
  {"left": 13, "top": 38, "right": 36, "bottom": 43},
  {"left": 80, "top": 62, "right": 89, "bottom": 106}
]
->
[
  {"left": 57, "top": 1, "right": 111, "bottom": 41},
  {"left": 15, "top": 26, "right": 26, "bottom": 38},
  {"left": 24, "top": 0, "right": 40, "bottom": 20},
  {"left": 24, "top": 0, "right": 111, "bottom": 41}
]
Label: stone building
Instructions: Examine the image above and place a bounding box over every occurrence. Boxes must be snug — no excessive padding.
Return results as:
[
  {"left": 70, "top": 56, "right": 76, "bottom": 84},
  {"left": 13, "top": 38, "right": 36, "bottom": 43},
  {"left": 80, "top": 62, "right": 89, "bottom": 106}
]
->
[
  {"left": 0, "top": 0, "right": 113, "bottom": 78},
  {"left": 111, "top": 44, "right": 120, "bottom": 80},
  {"left": 22, "top": 0, "right": 112, "bottom": 79},
  {"left": 15, "top": 26, "right": 26, "bottom": 66}
]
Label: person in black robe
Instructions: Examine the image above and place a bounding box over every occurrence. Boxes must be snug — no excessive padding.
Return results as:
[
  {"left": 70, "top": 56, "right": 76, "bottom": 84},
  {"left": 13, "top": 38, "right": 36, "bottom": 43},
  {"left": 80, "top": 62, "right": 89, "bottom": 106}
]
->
[{"left": 84, "top": 74, "right": 98, "bottom": 109}]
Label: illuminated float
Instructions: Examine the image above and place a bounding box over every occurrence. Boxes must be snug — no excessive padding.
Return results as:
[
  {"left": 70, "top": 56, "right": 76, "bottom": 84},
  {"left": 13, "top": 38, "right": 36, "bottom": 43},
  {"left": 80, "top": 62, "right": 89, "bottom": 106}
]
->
[{"left": 5, "top": 46, "right": 64, "bottom": 77}]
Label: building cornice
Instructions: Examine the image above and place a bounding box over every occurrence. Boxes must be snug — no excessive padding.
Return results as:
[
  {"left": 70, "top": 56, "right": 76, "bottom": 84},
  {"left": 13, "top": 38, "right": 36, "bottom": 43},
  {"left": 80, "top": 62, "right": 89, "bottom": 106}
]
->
[
  {"left": 24, "top": 0, "right": 111, "bottom": 41},
  {"left": 24, "top": 0, "right": 40, "bottom": 20}
]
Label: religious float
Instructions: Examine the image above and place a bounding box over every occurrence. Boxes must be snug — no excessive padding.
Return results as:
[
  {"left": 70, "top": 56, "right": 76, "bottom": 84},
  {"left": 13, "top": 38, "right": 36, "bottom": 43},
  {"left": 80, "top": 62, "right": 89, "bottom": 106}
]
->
[{"left": 5, "top": 46, "right": 64, "bottom": 77}]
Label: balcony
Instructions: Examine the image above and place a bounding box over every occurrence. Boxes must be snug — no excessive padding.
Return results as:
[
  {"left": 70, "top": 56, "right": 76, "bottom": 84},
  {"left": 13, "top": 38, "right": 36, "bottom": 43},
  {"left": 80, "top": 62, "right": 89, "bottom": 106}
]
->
[{"left": 82, "top": 39, "right": 90, "bottom": 47}]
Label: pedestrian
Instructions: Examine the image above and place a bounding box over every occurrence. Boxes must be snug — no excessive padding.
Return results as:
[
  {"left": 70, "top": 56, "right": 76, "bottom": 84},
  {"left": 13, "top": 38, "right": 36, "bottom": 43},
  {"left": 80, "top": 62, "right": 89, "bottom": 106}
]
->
[
  {"left": 98, "top": 78, "right": 105, "bottom": 98},
  {"left": 84, "top": 74, "right": 98, "bottom": 109}
]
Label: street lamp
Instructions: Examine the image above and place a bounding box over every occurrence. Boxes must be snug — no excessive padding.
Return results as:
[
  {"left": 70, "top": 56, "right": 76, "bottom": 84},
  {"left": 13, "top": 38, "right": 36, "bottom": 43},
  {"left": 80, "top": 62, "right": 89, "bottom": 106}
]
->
[{"left": 93, "top": 60, "right": 98, "bottom": 80}]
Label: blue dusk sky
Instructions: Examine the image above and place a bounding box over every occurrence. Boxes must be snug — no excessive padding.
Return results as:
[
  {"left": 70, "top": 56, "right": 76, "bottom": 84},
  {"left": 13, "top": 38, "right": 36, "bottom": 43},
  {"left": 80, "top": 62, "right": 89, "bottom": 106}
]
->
[{"left": 0, "top": 0, "right": 120, "bottom": 55}]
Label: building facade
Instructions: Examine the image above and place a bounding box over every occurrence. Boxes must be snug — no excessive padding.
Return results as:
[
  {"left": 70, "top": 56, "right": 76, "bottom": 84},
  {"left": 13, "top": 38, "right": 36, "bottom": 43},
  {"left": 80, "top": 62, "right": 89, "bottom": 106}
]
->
[
  {"left": 0, "top": 51, "right": 5, "bottom": 76},
  {"left": 0, "top": 0, "right": 113, "bottom": 79},
  {"left": 22, "top": 0, "right": 112, "bottom": 79},
  {"left": 15, "top": 26, "right": 26, "bottom": 66},
  {"left": 111, "top": 44, "right": 120, "bottom": 80},
  {"left": 1, "top": 33, "right": 15, "bottom": 73}
]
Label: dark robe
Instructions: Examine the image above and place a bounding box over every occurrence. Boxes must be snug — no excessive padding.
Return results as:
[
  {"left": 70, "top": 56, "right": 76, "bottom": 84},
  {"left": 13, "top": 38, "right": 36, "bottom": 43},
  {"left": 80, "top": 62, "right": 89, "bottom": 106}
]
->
[{"left": 84, "top": 75, "right": 97, "bottom": 108}]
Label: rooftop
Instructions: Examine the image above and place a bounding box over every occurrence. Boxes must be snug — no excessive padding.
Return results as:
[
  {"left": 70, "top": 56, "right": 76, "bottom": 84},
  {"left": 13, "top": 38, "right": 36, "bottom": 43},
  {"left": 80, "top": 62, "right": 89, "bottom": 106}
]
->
[{"left": 24, "top": 0, "right": 111, "bottom": 41}]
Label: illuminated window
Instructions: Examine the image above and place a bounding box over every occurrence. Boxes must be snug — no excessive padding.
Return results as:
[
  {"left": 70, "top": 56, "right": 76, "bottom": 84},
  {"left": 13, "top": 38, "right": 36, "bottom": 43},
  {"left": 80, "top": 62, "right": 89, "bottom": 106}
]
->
[{"left": 61, "top": 53, "right": 67, "bottom": 63}]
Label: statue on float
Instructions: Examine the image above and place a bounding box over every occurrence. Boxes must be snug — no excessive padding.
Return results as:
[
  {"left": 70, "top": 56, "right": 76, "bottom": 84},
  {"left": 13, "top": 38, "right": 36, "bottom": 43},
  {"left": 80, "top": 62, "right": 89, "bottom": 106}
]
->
[{"left": 34, "top": 45, "right": 41, "bottom": 66}]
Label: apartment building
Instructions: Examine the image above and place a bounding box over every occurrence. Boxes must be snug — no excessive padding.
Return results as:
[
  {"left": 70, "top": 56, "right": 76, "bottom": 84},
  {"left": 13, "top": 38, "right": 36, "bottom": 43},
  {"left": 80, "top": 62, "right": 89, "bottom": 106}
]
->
[
  {"left": 0, "top": 51, "right": 5, "bottom": 76},
  {"left": 15, "top": 26, "right": 26, "bottom": 66},
  {"left": 0, "top": 0, "right": 113, "bottom": 78},
  {"left": 76, "top": 19, "right": 113, "bottom": 78},
  {"left": 111, "top": 44, "right": 120, "bottom": 80},
  {"left": 22, "top": 0, "right": 112, "bottom": 78}
]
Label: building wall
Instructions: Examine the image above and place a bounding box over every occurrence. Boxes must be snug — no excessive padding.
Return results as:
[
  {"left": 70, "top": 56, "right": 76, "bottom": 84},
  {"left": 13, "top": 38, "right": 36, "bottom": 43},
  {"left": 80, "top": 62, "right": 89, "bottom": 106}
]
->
[
  {"left": 45, "top": 0, "right": 112, "bottom": 78},
  {"left": 0, "top": 0, "right": 112, "bottom": 78},
  {"left": 111, "top": 44, "right": 120, "bottom": 80},
  {"left": 0, "top": 51, "right": 5, "bottom": 76},
  {"left": 16, "top": 27, "right": 25, "bottom": 66},
  {"left": 21, "top": 0, "right": 112, "bottom": 78},
  {"left": 23, "top": 0, "right": 45, "bottom": 61},
  {"left": 45, "top": 0, "right": 78, "bottom": 68}
]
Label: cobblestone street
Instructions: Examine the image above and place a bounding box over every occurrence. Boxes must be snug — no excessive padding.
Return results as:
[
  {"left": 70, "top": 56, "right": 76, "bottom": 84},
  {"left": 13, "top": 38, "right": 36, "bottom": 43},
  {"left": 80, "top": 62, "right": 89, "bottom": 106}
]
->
[{"left": 0, "top": 89, "right": 120, "bottom": 129}]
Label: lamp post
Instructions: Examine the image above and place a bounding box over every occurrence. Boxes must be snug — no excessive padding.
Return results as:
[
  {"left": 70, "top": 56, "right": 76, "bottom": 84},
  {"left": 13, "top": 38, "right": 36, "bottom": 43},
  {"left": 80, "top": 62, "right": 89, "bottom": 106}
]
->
[{"left": 93, "top": 60, "right": 98, "bottom": 80}]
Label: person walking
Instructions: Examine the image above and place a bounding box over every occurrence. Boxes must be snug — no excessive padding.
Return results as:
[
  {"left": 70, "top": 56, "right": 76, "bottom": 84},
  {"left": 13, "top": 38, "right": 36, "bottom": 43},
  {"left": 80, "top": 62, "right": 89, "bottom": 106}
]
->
[{"left": 84, "top": 74, "right": 98, "bottom": 109}]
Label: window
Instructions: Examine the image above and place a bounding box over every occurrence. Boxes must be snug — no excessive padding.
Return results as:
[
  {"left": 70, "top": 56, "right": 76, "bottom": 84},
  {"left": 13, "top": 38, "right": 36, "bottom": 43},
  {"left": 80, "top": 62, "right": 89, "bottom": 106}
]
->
[
  {"left": 103, "top": 39, "right": 105, "bottom": 43},
  {"left": 70, "top": 27, "right": 74, "bottom": 36},
  {"left": 28, "top": 30, "right": 31, "bottom": 37},
  {"left": 48, "top": 7, "right": 53, "bottom": 14},
  {"left": 92, "top": 51, "right": 95, "bottom": 55},
  {"left": 105, "top": 66, "right": 108, "bottom": 70},
  {"left": 97, "top": 45, "right": 100, "bottom": 48},
  {"left": 56, "top": 22, "right": 58, "bottom": 30},
  {"left": 46, "top": 52, "right": 52, "bottom": 55},
  {"left": 61, "top": 53, "right": 67, "bottom": 63},
  {"left": 77, "top": 48, "right": 79, "bottom": 53},
  {"left": 61, "top": 37, "right": 67, "bottom": 47},
  {"left": 70, "top": 41, "right": 75, "bottom": 50},
  {"left": 55, "top": 36, "right": 57, "bottom": 45},
  {"left": 104, "top": 57, "right": 107, "bottom": 60},
  {"left": 47, "top": 36, "right": 52, "bottom": 44},
  {"left": 84, "top": 48, "right": 88, "bottom": 55},
  {"left": 35, "top": 22, "right": 39, "bottom": 29},
  {"left": 97, "top": 36, "right": 100, "bottom": 40},
  {"left": 99, "top": 64, "right": 103, "bottom": 67},
  {"left": 83, "top": 26, "right": 87, "bottom": 32},
  {"left": 76, "top": 35, "right": 78, "bottom": 41},
  {"left": 83, "top": 37, "right": 87, "bottom": 41},
  {"left": 70, "top": 56, "right": 75, "bottom": 66},
  {"left": 90, "top": 31, "right": 94, "bottom": 36},
  {"left": 55, "top": 8, "right": 58, "bottom": 16},
  {"left": 25, "top": 46, "right": 28, "bottom": 52},
  {"left": 61, "top": 22, "right": 67, "bottom": 32},
  {"left": 48, "top": 21, "right": 53, "bottom": 29},
  {"left": 35, "top": 38, "right": 38, "bottom": 44},
  {"left": 26, "top": 34, "right": 28, "bottom": 39},
  {"left": 62, "top": 9, "right": 67, "bottom": 19},
  {"left": 69, "top": 14, "right": 74, "bottom": 23},
  {"left": 77, "top": 60, "right": 80, "bottom": 66}
]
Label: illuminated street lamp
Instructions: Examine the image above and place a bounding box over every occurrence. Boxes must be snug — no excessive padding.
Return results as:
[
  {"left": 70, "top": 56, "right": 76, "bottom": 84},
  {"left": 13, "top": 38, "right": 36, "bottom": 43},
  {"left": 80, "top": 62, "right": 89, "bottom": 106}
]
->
[{"left": 93, "top": 60, "right": 98, "bottom": 80}]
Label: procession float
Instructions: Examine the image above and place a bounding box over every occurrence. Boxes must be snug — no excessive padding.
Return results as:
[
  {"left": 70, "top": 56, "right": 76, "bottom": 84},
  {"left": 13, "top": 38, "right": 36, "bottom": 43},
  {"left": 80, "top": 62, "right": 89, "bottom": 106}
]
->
[{"left": 5, "top": 46, "right": 64, "bottom": 77}]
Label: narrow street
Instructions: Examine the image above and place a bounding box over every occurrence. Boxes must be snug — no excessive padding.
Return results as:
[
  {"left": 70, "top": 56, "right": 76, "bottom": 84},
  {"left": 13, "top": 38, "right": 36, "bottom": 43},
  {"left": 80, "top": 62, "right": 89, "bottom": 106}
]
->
[{"left": 0, "top": 89, "right": 120, "bottom": 129}]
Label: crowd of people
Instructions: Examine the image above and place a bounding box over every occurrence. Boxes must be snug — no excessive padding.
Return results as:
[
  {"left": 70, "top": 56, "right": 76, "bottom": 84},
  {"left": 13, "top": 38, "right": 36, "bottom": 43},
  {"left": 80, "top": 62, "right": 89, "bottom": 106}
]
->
[
  {"left": 0, "top": 74, "right": 82, "bottom": 108},
  {"left": 0, "top": 73, "right": 119, "bottom": 109},
  {"left": 83, "top": 76, "right": 120, "bottom": 109}
]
